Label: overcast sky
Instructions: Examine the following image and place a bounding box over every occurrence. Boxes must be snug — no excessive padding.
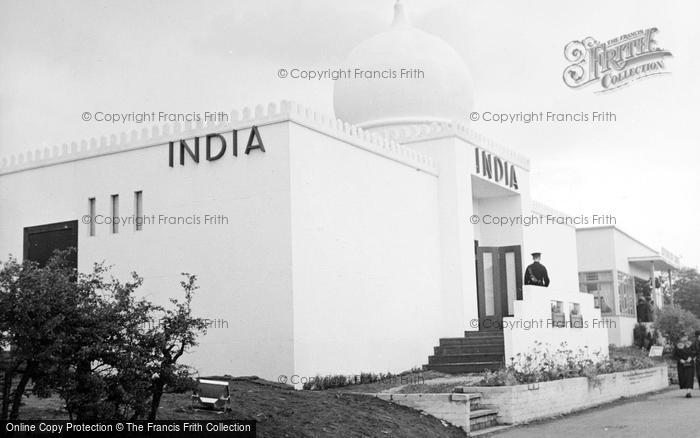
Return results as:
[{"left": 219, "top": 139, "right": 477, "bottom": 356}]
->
[{"left": 1, "top": 0, "right": 698, "bottom": 268}]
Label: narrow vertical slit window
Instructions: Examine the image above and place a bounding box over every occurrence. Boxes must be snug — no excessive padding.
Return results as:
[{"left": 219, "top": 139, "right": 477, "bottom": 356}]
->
[
  {"left": 88, "top": 198, "right": 96, "bottom": 236},
  {"left": 111, "top": 194, "right": 119, "bottom": 234},
  {"left": 134, "top": 191, "right": 143, "bottom": 231}
]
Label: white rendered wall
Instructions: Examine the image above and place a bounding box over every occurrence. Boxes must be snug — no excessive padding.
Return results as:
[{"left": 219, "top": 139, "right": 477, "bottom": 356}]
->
[
  {"left": 524, "top": 208, "right": 580, "bottom": 293},
  {"left": 473, "top": 194, "right": 523, "bottom": 248},
  {"left": 577, "top": 227, "right": 657, "bottom": 345},
  {"left": 288, "top": 123, "right": 443, "bottom": 378},
  {"left": 605, "top": 316, "right": 637, "bottom": 346},
  {"left": 578, "top": 227, "right": 656, "bottom": 278},
  {"left": 503, "top": 286, "right": 609, "bottom": 362},
  {"left": 473, "top": 366, "right": 668, "bottom": 424},
  {"left": 0, "top": 123, "right": 295, "bottom": 380},
  {"left": 408, "top": 137, "right": 480, "bottom": 334},
  {"left": 576, "top": 227, "right": 616, "bottom": 272},
  {"left": 612, "top": 229, "right": 657, "bottom": 277}
]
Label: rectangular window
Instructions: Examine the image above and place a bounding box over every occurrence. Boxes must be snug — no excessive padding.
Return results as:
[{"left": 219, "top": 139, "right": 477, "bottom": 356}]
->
[
  {"left": 134, "top": 191, "right": 143, "bottom": 231},
  {"left": 111, "top": 194, "right": 119, "bottom": 234},
  {"left": 88, "top": 198, "right": 96, "bottom": 236},
  {"left": 578, "top": 271, "right": 615, "bottom": 315},
  {"left": 617, "top": 271, "right": 635, "bottom": 317},
  {"left": 551, "top": 300, "right": 565, "bottom": 327}
]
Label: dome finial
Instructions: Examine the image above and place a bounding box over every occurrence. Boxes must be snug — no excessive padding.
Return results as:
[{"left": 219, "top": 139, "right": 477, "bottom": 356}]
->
[{"left": 392, "top": 0, "right": 409, "bottom": 27}]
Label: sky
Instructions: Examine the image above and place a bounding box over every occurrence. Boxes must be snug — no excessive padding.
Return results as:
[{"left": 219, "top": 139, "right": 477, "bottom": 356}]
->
[{"left": 0, "top": 0, "right": 698, "bottom": 268}]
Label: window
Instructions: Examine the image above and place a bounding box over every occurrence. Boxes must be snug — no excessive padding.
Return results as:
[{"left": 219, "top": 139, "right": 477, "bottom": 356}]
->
[
  {"left": 578, "top": 271, "right": 614, "bottom": 315},
  {"left": 88, "top": 198, "right": 96, "bottom": 236},
  {"left": 617, "top": 271, "right": 636, "bottom": 317},
  {"left": 134, "top": 191, "right": 143, "bottom": 231},
  {"left": 551, "top": 300, "right": 565, "bottom": 327},
  {"left": 570, "top": 303, "right": 583, "bottom": 328},
  {"left": 111, "top": 194, "right": 119, "bottom": 234},
  {"left": 551, "top": 300, "right": 563, "bottom": 313}
]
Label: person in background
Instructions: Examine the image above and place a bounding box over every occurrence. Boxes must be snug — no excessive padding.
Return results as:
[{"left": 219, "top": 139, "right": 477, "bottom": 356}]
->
[
  {"left": 598, "top": 296, "right": 613, "bottom": 314},
  {"left": 648, "top": 300, "right": 656, "bottom": 321},
  {"left": 674, "top": 335, "right": 695, "bottom": 398},
  {"left": 636, "top": 298, "right": 649, "bottom": 322},
  {"left": 524, "top": 252, "right": 549, "bottom": 287},
  {"left": 693, "top": 330, "right": 700, "bottom": 391}
]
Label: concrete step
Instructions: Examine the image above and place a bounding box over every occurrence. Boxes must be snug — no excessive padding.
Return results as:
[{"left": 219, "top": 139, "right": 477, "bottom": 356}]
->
[
  {"left": 424, "top": 361, "right": 502, "bottom": 374},
  {"left": 428, "top": 353, "right": 504, "bottom": 364},
  {"left": 451, "top": 389, "right": 483, "bottom": 410},
  {"left": 468, "top": 424, "right": 513, "bottom": 437},
  {"left": 469, "top": 408, "right": 499, "bottom": 432},
  {"left": 439, "top": 337, "right": 504, "bottom": 347},
  {"left": 453, "top": 386, "right": 479, "bottom": 394},
  {"left": 449, "top": 392, "right": 482, "bottom": 410},
  {"left": 464, "top": 330, "right": 504, "bottom": 338},
  {"left": 434, "top": 344, "right": 504, "bottom": 355}
]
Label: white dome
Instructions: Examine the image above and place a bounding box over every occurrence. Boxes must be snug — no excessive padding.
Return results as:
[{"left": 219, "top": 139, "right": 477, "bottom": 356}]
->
[{"left": 333, "top": 1, "right": 474, "bottom": 129}]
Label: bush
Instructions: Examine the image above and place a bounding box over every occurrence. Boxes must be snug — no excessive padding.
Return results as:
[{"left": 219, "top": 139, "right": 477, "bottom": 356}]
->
[
  {"left": 632, "top": 324, "right": 658, "bottom": 349},
  {"left": 0, "top": 252, "right": 208, "bottom": 421},
  {"left": 164, "top": 367, "right": 199, "bottom": 394},
  {"left": 478, "top": 342, "right": 657, "bottom": 386},
  {"left": 633, "top": 323, "right": 648, "bottom": 348},
  {"left": 653, "top": 305, "right": 700, "bottom": 345}
]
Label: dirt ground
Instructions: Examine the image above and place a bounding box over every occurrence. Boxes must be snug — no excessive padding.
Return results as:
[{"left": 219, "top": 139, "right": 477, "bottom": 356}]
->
[{"left": 16, "top": 378, "right": 468, "bottom": 438}]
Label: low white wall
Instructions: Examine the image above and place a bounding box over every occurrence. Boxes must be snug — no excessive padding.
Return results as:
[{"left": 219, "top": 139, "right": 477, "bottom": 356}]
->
[
  {"left": 374, "top": 393, "right": 471, "bottom": 431},
  {"left": 472, "top": 366, "right": 668, "bottom": 424},
  {"left": 605, "top": 315, "right": 637, "bottom": 347},
  {"left": 503, "top": 286, "right": 609, "bottom": 362}
]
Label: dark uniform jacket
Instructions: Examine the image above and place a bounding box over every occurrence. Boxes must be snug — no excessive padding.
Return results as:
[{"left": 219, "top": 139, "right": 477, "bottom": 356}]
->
[{"left": 524, "top": 261, "right": 549, "bottom": 287}]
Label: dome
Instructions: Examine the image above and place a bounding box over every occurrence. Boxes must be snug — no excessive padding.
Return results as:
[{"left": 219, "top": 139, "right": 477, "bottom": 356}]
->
[{"left": 333, "top": 1, "right": 474, "bottom": 130}]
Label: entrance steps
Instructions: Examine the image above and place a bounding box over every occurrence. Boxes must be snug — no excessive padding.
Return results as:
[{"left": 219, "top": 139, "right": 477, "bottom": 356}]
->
[
  {"left": 424, "top": 330, "right": 505, "bottom": 374},
  {"left": 455, "top": 389, "right": 511, "bottom": 436},
  {"left": 369, "top": 390, "right": 511, "bottom": 436}
]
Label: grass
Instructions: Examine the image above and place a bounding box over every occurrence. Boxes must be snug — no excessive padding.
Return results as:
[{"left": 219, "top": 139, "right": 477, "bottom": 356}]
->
[{"left": 14, "top": 377, "right": 468, "bottom": 437}]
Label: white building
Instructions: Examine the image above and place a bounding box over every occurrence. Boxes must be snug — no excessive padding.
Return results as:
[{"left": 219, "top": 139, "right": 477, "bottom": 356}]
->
[
  {"left": 0, "top": 2, "right": 608, "bottom": 380},
  {"left": 577, "top": 226, "right": 680, "bottom": 346}
]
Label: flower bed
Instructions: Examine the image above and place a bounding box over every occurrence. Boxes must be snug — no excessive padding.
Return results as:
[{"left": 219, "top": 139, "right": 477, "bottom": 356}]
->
[
  {"left": 470, "top": 366, "right": 668, "bottom": 424},
  {"left": 479, "top": 342, "right": 660, "bottom": 386}
]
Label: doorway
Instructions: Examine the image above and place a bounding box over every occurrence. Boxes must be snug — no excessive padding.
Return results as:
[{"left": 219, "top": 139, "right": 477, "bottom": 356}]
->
[
  {"left": 475, "top": 245, "right": 522, "bottom": 330},
  {"left": 23, "top": 220, "right": 78, "bottom": 268}
]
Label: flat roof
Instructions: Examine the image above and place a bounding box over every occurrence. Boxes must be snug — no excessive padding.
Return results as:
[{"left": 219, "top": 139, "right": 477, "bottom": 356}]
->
[
  {"left": 578, "top": 225, "right": 681, "bottom": 270},
  {"left": 628, "top": 255, "right": 680, "bottom": 271},
  {"left": 577, "top": 225, "right": 658, "bottom": 254}
]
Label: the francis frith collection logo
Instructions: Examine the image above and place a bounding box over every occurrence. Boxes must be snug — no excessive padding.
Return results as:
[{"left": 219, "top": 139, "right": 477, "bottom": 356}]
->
[{"left": 563, "top": 27, "right": 672, "bottom": 92}]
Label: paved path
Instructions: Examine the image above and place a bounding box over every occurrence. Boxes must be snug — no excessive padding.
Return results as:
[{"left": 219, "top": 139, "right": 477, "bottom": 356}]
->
[{"left": 496, "top": 387, "right": 700, "bottom": 438}]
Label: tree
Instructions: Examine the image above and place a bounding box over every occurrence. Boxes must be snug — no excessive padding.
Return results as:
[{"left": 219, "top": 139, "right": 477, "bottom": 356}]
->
[
  {"left": 0, "top": 251, "right": 207, "bottom": 420},
  {"left": 145, "top": 274, "right": 208, "bottom": 420},
  {"left": 57, "top": 272, "right": 208, "bottom": 421},
  {"left": 672, "top": 268, "right": 700, "bottom": 318},
  {"left": 57, "top": 272, "right": 156, "bottom": 421},
  {"left": 654, "top": 305, "right": 700, "bottom": 345},
  {"left": 0, "top": 250, "right": 108, "bottom": 420}
]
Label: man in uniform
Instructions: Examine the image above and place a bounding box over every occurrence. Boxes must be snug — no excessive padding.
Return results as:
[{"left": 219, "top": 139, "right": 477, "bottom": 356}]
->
[{"left": 524, "top": 252, "right": 550, "bottom": 287}]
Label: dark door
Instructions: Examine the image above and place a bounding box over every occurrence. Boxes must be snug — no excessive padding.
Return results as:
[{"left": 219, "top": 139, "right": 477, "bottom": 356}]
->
[
  {"left": 476, "top": 245, "right": 522, "bottom": 329},
  {"left": 23, "top": 220, "right": 78, "bottom": 268}
]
